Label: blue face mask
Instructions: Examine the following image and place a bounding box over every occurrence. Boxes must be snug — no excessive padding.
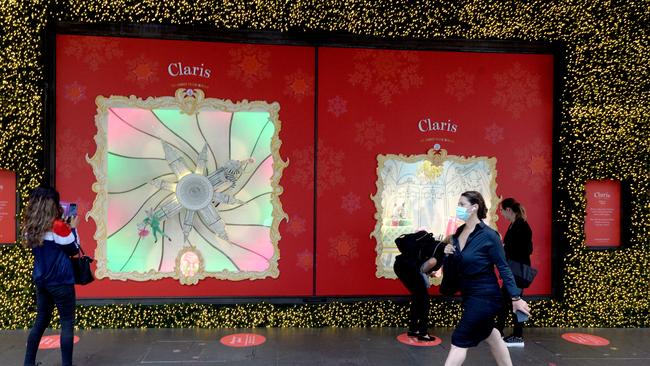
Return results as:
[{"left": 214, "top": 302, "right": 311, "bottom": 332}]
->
[{"left": 455, "top": 206, "right": 470, "bottom": 221}]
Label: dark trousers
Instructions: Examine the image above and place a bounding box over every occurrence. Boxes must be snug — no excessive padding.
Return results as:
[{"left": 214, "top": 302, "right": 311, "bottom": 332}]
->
[
  {"left": 24, "top": 284, "right": 76, "bottom": 366},
  {"left": 394, "top": 257, "right": 430, "bottom": 334},
  {"left": 496, "top": 286, "right": 524, "bottom": 337}
]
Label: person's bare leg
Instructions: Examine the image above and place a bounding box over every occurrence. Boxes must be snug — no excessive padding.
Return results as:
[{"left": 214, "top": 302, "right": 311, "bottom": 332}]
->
[
  {"left": 485, "top": 328, "right": 513, "bottom": 366},
  {"left": 444, "top": 345, "right": 468, "bottom": 366}
]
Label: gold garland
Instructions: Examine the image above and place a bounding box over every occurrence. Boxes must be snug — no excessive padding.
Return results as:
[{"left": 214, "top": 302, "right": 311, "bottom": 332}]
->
[{"left": 0, "top": 0, "right": 647, "bottom": 328}]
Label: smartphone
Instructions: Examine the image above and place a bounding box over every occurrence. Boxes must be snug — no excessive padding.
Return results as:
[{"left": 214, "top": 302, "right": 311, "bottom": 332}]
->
[
  {"left": 68, "top": 203, "right": 78, "bottom": 217},
  {"left": 514, "top": 310, "right": 529, "bottom": 323},
  {"left": 60, "top": 201, "right": 70, "bottom": 218}
]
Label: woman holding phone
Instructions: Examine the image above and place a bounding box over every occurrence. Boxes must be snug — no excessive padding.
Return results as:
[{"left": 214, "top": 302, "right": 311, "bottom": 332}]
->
[
  {"left": 442, "top": 191, "right": 529, "bottom": 366},
  {"left": 22, "top": 187, "right": 79, "bottom": 366},
  {"left": 496, "top": 197, "right": 533, "bottom": 347}
]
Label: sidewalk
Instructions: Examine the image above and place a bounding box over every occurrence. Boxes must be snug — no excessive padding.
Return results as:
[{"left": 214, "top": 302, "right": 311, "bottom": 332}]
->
[{"left": 2, "top": 327, "right": 648, "bottom": 365}]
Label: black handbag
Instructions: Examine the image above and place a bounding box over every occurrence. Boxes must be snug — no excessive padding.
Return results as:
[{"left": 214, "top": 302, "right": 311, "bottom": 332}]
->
[
  {"left": 71, "top": 245, "right": 95, "bottom": 285},
  {"left": 439, "top": 256, "right": 461, "bottom": 296},
  {"left": 508, "top": 260, "right": 537, "bottom": 288}
]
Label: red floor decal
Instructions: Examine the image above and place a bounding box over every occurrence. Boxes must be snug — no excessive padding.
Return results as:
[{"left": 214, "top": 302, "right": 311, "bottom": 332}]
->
[
  {"left": 396, "top": 332, "right": 442, "bottom": 346},
  {"left": 561, "top": 332, "right": 610, "bottom": 346},
  {"left": 220, "top": 333, "right": 266, "bottom": 347},
  {"left": 38, "top": 335, "right": 80, "bottom": 349}
]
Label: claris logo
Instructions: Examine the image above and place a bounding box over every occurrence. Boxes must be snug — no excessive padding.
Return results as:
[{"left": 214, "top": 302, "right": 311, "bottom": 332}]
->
[
  {"left": 168, "top": 62, "right": 212, "bottom": 78},
  {"left": 418, "top": 118, "right": 458, "bottom": 133},
  {"left": 594, "top": 192, "right": 611, "bottom": 199}
]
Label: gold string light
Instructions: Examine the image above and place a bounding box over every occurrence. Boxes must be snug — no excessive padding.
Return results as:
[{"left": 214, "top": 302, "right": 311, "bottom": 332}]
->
[{"left": 0, "top": 0, "right": 647, "bottom": 329}]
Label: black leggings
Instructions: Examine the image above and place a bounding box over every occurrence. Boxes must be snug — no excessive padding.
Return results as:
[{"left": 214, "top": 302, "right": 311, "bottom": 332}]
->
[
  {"left": 24, "top": 284, "right": 76, "bottom": 366},
  {"left": 496, "top": 286, "right": 524, "bottom": 337},
  {"left": 394, "top": 257, "right": 430, "bottom": 334}
]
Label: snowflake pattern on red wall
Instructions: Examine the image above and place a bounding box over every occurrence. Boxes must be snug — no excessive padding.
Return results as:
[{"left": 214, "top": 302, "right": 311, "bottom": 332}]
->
[
  {"left": 126, "top": 55, "right": 160, "bottom": 87},
  {"left": 63, "top": 81, "right": 87, "bottom": 104},
  {"left": 513, "top": 138, "right": 552, "bottom": 191},
  {"left": 284, "top": 69, "right": 314, "bottom": 102},
  {"left": 296, "top": 249, "right": 313, "bottom": 272},
  {"left": 288, "top": 146, "right": 314, "bottom": 188},
  {"left": 316, "top": 139, "right": 346, "bottom": 197},
  {"left": 63, "top": 37, "right": 124, "bottom": 71},
  {"left": 491, "top": 63, "right": 542, "bottom": 118},
  {"left": 286, "top": 215, "right": 307, "bottom": 237},
  {"left": 57, "top": 129, "right": 91, "bottom": 179},
  {"left": 354, "top": 117, "right": 386, "bottom": 151},
  {"left": 347, "top": 50, "right": 423, "bottom": 105},
  {"left": 327, "top": 96, "right": 348, "bottom": 117},
  {"left": 445, "top": 68, "right": 476, "bottom": 101},
  {"left": 328, "top": 232, "right": 359, "bottom": 265},
  {"left": 484, "top": 122, "right": 504, "bottom": 144},
  {"left": 288, "top": 141, "right": 345, "bottom": 196},
  {"left": 228, "top": 46, "right": 271, "bottom": 88},
  {"left": 340, "top": 192, "right": 361, "bottom": 214}
]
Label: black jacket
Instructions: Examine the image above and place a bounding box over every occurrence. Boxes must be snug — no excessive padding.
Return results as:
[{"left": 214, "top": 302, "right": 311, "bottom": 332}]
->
[
  {"left": 32, "top": 219, "right": 80, "bottom": 287},
  {"left": 503, "top": 218, "right": 533, "bottom": 266},
  {"left": 394, "top": 231, "right": 445, "bottom": 273},
  {"left": 443, "top": 221, "right": 521, "bottom": 298}
]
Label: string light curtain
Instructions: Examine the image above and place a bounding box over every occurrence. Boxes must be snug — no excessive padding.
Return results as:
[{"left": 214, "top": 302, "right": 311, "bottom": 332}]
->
[{"left": 0, "top": 0, "right": 648, "bottom": 329}]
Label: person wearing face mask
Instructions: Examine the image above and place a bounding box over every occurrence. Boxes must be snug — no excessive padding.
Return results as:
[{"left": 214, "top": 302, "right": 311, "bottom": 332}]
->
[
  {"left": 442, "top": 191, "right": 529, "bottom": 366},
  {"left": 495, "top": 198, "right": 533, "bottom": 347}
]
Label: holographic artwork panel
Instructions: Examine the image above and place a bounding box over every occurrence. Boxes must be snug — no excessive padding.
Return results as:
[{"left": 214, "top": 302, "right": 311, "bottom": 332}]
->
[{"left": 88, "top": 89, "right": 287, "bottom": 284}]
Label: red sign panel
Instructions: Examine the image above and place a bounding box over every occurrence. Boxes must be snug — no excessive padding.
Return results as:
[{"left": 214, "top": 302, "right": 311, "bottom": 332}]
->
[
  {"left": 585, "top": 180, "right": 621, "bottom": 247},
  {"left": 0, "top": 170, "right": 17, "bottom": 244}
]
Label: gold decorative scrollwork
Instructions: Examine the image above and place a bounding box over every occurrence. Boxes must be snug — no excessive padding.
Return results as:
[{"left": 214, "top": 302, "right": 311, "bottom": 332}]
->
[{"left": 174, "top": 88, "right": 205, "bottom": 115}]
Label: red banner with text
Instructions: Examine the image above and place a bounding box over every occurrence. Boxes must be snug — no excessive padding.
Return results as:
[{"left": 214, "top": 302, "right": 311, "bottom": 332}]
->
[
  {"left": 0, "top": 170, "right": 17, "bottom": 244},
  {"left": 584, "top": 180, "right": 621, "bottom": 248}
]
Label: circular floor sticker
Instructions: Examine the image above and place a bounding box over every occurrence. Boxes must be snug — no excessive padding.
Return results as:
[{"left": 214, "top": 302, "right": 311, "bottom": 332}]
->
[
  {"left": 396, "top": 332, "right": 442, "bottom": 347},
  {"left": 39, "top": 335, "right": 80, "bottom": 349},
  {"left": 220, "top": 333, "right": 266, "bottom": 347},
  {"left": 561, "top": 333, "right": 610, "bottom": 346}
]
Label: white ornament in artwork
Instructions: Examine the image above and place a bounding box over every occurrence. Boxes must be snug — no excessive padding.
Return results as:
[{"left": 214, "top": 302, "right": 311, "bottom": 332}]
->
[{"left": 141, "top": 140, "right": 252, "bottom": 243}]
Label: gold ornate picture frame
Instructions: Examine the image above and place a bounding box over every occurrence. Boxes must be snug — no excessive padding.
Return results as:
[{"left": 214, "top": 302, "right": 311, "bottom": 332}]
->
[
  {"left": 370, "top": 149, "right": 499, "bottom": 279},
  {"left": 87, "top": 88, "right": 287, "bottom": 284}
]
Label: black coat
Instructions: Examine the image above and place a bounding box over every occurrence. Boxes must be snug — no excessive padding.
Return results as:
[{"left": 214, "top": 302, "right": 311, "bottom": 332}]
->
[
  {"left": 394, "top": 231, "right": 444, "bottom": 273},
  {"left": 442, "top": 222, "right": 521, "bottom": 298},
  {"left": 503, "top": 218, "right": 533, "bottom": 266}
]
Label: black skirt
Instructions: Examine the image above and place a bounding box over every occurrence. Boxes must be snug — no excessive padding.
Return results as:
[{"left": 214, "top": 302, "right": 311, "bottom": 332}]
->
[{"left": 451, "top": 295, "right": 503, "bottom": 348}]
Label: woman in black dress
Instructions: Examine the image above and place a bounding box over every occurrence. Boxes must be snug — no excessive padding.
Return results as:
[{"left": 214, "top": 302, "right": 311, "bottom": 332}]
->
[
  {"left": 443, "top": 191, "right": 529, "bottom": 366},
  {"left": 496, "top": 197, "right": 533, "bottom": 347}
]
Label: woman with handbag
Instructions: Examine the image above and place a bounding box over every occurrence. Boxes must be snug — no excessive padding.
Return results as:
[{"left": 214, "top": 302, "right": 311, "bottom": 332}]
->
[
  {"left": 496, "top": 197, "right": 533, "bottom": 347},
  {"left": 22, "top": 186, "right": 79, "bottom": 366},
  {"left": 442, "top": 191, "right": 529, "bottom": 366}
]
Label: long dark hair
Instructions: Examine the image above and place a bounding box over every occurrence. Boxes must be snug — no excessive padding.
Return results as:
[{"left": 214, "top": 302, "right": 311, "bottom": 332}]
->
[
  {"left": 21, "top": 186, "right": 62, "bottom": 248},
  {"left": 460, "top": 191, "right": 487, "bottom": 219},
  {"left": 501, "top": 197, "right": 527, "bottom": 221}
]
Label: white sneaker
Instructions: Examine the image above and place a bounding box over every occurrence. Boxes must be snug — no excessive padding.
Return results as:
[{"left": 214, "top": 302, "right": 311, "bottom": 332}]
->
[{"left": 503, "top": 335, "right": 524, "bottom": 347}]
